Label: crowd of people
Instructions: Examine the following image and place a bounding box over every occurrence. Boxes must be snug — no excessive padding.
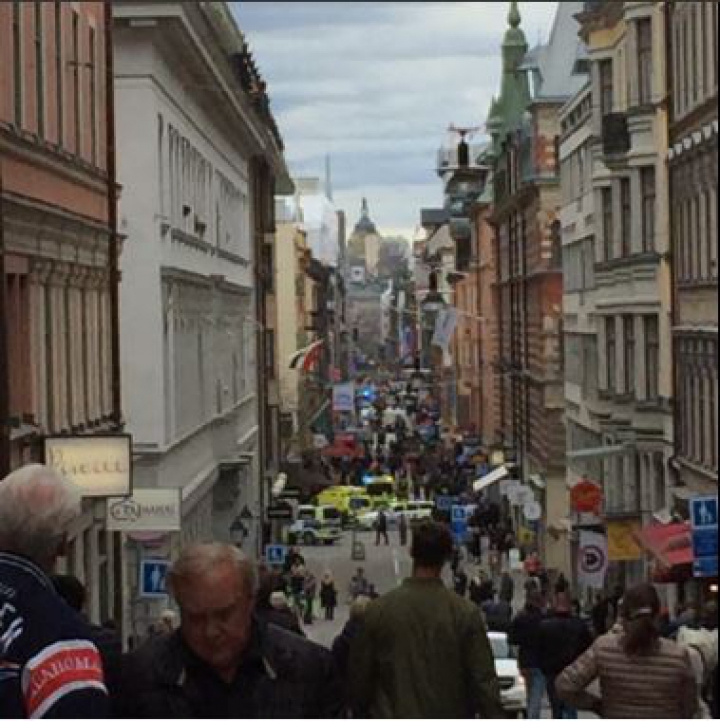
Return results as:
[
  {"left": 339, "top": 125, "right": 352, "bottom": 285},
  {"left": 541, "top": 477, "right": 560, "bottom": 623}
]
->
[{"left": 1, "top": 462, "right": 718, "bottom": 719}]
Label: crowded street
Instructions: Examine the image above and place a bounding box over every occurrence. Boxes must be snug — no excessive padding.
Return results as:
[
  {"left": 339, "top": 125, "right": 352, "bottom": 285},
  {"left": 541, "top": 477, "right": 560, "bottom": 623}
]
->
[{"left": 0, "top": 0, "right": 718, "bottom": 718}]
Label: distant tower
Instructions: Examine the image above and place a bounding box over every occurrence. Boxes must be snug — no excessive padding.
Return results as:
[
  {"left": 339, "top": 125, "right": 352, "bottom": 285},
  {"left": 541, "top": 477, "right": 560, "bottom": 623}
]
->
[{"left": 325, "top": 154, "right": 333, "bottom": 201}]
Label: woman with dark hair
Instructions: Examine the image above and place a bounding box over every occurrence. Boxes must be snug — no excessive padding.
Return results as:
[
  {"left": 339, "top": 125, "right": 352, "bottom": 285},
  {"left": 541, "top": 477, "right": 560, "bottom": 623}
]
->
[{"left": 556, "top": 583, "right": 698, "bottom": 718}]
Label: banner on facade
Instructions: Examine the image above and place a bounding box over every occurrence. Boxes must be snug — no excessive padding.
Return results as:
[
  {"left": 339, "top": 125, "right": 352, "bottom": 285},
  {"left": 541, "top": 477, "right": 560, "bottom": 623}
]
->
[
  {"left": 578, "top": 530, "right": 608, "bottom": 589},
  {"left": 607, "top": 519, "right": 643, "bottom": 561},
  {"left": 332, "top": 381, "right": 355, "bottom": 412},
  {"left": 107, "top": 488, "right": 181, "bottom": 532},
  {"left": 431, "top": 307, "right": 458, "bottom": 353},
  {"left": 45, "top": 434, "right": 132, "bottom": 497}
]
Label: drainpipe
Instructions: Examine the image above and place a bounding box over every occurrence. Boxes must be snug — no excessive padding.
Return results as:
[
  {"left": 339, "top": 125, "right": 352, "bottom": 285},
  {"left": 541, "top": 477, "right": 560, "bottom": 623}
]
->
[
  {"left": 0, "top": 168, "right": 10, "bottom": 477},
  {"left": 105, "top": 0, "right": 121, "bottom": 428}
]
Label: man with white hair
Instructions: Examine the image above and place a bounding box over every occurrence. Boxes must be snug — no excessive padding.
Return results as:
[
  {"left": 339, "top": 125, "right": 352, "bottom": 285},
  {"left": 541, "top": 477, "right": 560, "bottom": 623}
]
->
[
  {"left": 116, "top": 542, "right": 342, "bottom": 717},
  {"left": 0, "top": 464, "right": 110, "bottom": 718}
]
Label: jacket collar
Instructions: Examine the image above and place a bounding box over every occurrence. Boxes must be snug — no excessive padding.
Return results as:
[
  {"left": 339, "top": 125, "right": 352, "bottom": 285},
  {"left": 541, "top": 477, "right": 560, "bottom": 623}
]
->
[
  {"left": 402, "top": 576, "right": 444, "bottom": 587},
  {"left": 160, "top": 618, "right": 280, "bottom": 689},
  {"left": 0, "top": 552, "right": 54, "bottom": 592}
]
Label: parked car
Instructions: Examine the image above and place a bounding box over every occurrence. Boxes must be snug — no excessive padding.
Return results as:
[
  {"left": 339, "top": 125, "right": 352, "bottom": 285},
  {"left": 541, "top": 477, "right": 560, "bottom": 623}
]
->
[
  {"left": 489, "top": 632, "right": 527, "bottom": 718},
  {"left": 287, "top": 504, "right": 343, "bottom": 545}
]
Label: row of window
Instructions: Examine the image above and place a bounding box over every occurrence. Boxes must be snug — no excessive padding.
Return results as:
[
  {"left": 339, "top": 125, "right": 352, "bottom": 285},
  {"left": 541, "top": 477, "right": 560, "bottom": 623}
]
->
[
  {"left": 671, "top": 1, "right": 718, "bottom": 122},
  {"left": 604, "top": 314, "right": 660, "bottom": 401},
  {"left": 162, "top": 280, "right": 253, "bottom": 444},
  {"left": 600, "top": 168, "right": 655, "bottom": 261},
  {"left": 671, "top": 156, "right": 718, "bottom": 285},
  {"left": 8, "top": 1, "right": 101, "bottom": 165},
  {"left": 6, "top": 264, "right": 113, "bottom": 433},
  {"left": 563, "top": 238, "right": 595, "bottom": 293},
  {"left": 675, "top": 335, "right": 718, "bottom": 473},
  {"left": 161, "top": 120, "right": 250, "bottom": 255}
]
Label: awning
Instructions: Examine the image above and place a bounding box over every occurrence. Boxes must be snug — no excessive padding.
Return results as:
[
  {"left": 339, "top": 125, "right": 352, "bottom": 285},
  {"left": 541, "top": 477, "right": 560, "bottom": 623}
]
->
[
  {"left": 567, "top": 443, "right": 633, "bottom": 460},
  {"left": 635, "top": 522, "right": 693, "bottom": 568},
  {"left": 473, "top": 465, "right": 508, "bottom": 492}
]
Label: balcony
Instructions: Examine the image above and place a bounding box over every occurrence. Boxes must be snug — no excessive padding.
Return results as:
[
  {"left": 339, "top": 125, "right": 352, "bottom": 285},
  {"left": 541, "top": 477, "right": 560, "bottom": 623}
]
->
[{"left": 602, "top": 113, "right": 630, "bottom": 158}]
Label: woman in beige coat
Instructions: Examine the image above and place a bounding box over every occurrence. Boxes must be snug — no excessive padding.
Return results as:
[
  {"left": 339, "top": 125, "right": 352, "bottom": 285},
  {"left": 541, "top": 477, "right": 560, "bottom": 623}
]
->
[{"left": 556, "top": 583, "right": 698, "bottom": 718}]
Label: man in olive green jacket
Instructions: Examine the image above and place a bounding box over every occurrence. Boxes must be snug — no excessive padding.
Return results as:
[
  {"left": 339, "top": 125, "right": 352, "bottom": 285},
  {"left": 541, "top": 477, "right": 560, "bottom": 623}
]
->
[{"left": 349, "top": 522, "right": 502, "bottom": 718}]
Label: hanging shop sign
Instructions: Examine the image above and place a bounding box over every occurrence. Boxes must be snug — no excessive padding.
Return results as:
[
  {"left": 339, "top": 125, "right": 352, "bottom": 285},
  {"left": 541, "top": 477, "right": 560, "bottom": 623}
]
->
[
  {"left": 45, "top": 434, "right": 132, "bottom": 498},
  {"left": 570, "top": 478, "right": 603, "bottom": 514},
  {"left": 106, "top": 488, "right": 181, "bottom": 532},
  {"left": 523, "top": 501, "right": 542, "bottom": 522},
  {"left": 607, "top": 519, "right": 643, "bottom": 561}
]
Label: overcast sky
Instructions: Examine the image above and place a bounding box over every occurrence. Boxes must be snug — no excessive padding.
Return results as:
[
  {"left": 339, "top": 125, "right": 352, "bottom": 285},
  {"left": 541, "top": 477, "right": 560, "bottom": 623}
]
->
[{"left": 233, "top": 2, "right": 558, "bottom": 239}]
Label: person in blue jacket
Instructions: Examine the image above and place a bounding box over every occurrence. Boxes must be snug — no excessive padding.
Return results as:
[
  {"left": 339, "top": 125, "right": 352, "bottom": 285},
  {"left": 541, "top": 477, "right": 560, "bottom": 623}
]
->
[{"left": 0, "top": 464, "right": 110, "bottom": 718}]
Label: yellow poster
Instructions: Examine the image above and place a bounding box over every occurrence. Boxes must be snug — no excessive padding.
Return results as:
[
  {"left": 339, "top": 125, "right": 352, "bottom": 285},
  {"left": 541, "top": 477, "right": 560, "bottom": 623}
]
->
[{"left": 607, "top": 520, "right": 643, "bottom": 561}]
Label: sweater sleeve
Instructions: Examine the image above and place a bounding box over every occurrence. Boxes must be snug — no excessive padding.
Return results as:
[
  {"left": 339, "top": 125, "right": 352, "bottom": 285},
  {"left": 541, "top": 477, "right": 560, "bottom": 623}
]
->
[{"left": 555, "top": 639, "right": 602, "bottom": 713}]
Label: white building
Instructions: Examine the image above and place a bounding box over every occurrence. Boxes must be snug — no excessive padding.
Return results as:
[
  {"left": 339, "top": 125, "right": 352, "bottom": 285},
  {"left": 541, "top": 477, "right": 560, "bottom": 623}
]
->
[
  {"left": 114, "top": 1, "right": 285, "bottom": 638},
  {"left": 294, "top": 177, "right": 339, "bottom": 267}
]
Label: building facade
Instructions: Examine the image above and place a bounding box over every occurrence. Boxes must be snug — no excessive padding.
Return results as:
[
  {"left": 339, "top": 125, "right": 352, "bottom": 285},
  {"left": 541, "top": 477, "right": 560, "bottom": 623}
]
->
[
  {"left": 575, "top": 0, "right": 674, "bottom": 589},
  {"left": 666, "top": 1, "right": 718, "bottom": 502},
  {"left": 488, "top": 2, "right": 587, "bottom": 573},
  {"left": 0, "top": 0, "right": 122, "bottom": 627},
  {"left": 113, "top": 1, "right": 288, "bottom": 637}
]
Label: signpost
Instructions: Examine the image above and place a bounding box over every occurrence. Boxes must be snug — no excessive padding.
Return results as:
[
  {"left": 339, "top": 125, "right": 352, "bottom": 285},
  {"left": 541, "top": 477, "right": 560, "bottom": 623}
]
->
[
  {"left": 265, "top": 544, "right": 287, "bottom": 567},
  {"left": 451, "top": 505, "right": 467, "bottom": 543},
  {"left": 139, "top": 559, "right": 170, "bottom": 598},
  {"left": 690, "top": 496, "right": 718, "bottom": 578}
]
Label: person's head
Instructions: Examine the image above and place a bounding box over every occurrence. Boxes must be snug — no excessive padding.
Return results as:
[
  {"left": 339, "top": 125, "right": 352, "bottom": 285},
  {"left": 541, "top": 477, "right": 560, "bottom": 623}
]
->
[
  {"left": 350, "top": 594, "right": 371, "bottom": 620},
  {"left": 410, "top": 521, "right": 453, "bottom": 573},
  {"left": 322, "top": 571, "right": 333, "bottom": 583},
  {"left": 0, "top": 464, "right": 82, "bottom": 572},
  {"left": 620, "top": 582, "right": 661, "bottom": 656},
  {"left": 51, "top": 573, "right": 86, "bottom": 613},
  {"left": 169, "top": 543, "right": 257, "bottom": 679},
  {"left": 525, "top": 590, "right": 545, "bottom": 611},
  {"left": 160, "top": 609, "right": 177, "bottom": 632}
]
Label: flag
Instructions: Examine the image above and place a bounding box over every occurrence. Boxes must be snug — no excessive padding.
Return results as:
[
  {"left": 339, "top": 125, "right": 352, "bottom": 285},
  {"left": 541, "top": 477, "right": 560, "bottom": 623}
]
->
[
  {"left": 288, "top": 339, "right": 325, "bottom": 371},
  {"left": 431, "top": 308, "right": 457, "bottom": 353},
  {"left": 577, "top": 530, "right": 608, "bottom": 589}
]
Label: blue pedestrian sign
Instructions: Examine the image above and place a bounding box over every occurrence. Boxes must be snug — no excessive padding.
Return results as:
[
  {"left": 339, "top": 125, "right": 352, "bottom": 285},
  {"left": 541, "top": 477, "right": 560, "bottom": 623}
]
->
[
  {"left": 140, "top": 559, "right": 170, "bottom": 598},
  {"left": 690, "top": 496, "right": 718, "bottom": 578},
  {"left": 451, "top": 505, "right": 468, "bottom": 543},
  {"left": 265, "top": 544, "right": 287, "bottom": 566}
]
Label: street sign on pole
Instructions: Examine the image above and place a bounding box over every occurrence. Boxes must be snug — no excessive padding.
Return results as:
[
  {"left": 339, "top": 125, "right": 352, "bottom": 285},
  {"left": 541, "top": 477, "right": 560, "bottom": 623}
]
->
[
  {"left": 690, "top": 496, "right": 718, "bottom": 578},
  {"left": 451, "top": 505, "right": 467, "bottom": 543},
  {"left": 139, "top": 559, "right": 170, "bottom": 598},
  {"left": 265, "top": 544, "right": 287, "bottom": 566}
]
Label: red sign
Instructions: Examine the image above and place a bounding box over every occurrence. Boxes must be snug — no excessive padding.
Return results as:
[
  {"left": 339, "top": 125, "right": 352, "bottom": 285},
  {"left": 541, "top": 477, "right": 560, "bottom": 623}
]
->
[{"left": 570, "top": 478, "right": 603, "bottom": 513}]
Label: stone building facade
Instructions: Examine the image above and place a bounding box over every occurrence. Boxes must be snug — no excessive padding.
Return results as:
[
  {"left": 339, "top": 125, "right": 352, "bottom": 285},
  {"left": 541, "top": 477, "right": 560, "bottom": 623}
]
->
[
  {"left": 488, "top": 2, "right": 586, "bottom": 573},
  {"left": 0, "top": 0, "right": 122, "bottom": 626},
  {"left": 666, "top": 1, "right": 718, "bottom": 500},
  {"left": 575, "top": 1, "right": 675, "bottom": 588}
]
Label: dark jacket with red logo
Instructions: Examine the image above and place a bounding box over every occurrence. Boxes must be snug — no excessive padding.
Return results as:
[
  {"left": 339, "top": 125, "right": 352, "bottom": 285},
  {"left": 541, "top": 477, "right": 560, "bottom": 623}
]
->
[{"left": 0, "top": 552, "right": 109, "bottom": 718}]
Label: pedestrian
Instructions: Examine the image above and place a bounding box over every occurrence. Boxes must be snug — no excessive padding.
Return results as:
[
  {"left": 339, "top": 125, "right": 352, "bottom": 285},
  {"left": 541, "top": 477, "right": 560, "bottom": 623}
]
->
[
  {"left": 116, "top": 543, "right": 343, "bottom": 717},
  {"left": 0, "top": 464, "right": 111, "bottom": 718},
  {"left": 331, "top": 595, "right": 372, "bottom": 705},
  {"left": 481, "top": 589, "right": 512, "bottom": 633},
  {"left": 499, "top": 570, "right": 514, "bottom": 605},
  {"left": 398, "top": 512, "right": 408, "bottom": 546},
  {"left": 290, "top": 562, "right": 306, "bottom": 614},
  {"left": 374, "top": 509, "right": 389, "bottom": 546},
  {"left": 556, "top": 582, "right": 697, "bottom": 719},
  {"left": 554, "top": 572, "right": 569, "bottom": 596},
  {"left": 469, "top": 575, "right": 484, "bottom": 606},
  {"left": 348, "top": 567, "right": 369, "bottom": 601},
  {"left": 537, "top": 593, "right": 592, "bottom": 719},
  {"left": 303, "top": 569, "right": 318, "bottom": 625},
  {"left": 255, "top": 590, "right": 305, "bottom": 636},
  {"left": 509, "top": 590, "right": 547, "bottom": 719},
  {"left": 319, "top": 572, "right": 338, "bottom": 621},
  {"left": 453, "top": 564, "right": 468, "bottom": 597},
  {"left": 349, "top": 521, "right": 503, "bottom": 718}
]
